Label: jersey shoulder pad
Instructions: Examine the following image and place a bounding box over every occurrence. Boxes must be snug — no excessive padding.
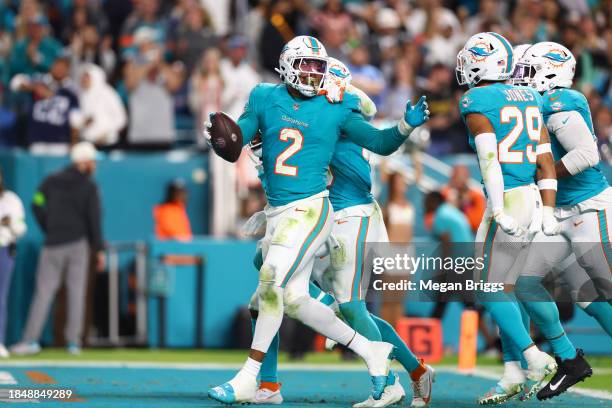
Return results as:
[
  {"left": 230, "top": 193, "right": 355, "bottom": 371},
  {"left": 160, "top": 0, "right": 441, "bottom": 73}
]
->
[
  {"left": 245, "top": 83, "right": 276, "bottom": 113},
  {"left": 459, "top": 87, "right": 497, "bottom": 117},
  {"left": 341, "top": 91, "right": 362, "bottom": 113},
  {"left": 543, "top": 88, "right": 587, "bottom": 115}
]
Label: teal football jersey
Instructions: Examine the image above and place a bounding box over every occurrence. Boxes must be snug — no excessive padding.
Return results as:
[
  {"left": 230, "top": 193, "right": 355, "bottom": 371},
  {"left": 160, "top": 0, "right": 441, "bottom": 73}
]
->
[
  {"left": 542, "top": 88, "right": 609, "bottom": 206},
  {"left": 459, "top": 83, "right": 543, "bottom": 192},
  {"left": 328, "top": 138, "right": 373, "bottom": 211},
  {"left": 238, "top": 83, "right": 407, "bottom": 206}
]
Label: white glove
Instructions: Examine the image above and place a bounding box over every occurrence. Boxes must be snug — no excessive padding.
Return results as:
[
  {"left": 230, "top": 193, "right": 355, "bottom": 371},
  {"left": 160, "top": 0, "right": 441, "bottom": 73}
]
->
[
  {"left": 319, "top": 73, "right": 348, "bottom": 103},
  {"left": 241, "top": 210, "right": 267, "bottom": 238},
  {"left": 202, "top": 113, "right": 214, "bottom": 148},
  {"left": 493, "top": 209, "right": 526, "bottom": 237},
  {"left": 542, "top": 206, "right": 562, "bottom": 236}
]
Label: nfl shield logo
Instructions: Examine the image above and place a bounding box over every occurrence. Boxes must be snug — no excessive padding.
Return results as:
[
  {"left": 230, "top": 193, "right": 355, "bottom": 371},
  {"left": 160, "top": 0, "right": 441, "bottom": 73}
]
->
[{"left": 293, "top": 103, "right": 299, "bottom": 111}]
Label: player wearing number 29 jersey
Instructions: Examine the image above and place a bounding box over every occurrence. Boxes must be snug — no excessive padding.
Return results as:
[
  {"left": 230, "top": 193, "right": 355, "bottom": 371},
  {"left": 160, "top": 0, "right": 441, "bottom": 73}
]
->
[
  {"left": 459, "top": 83, "right": 543, "bottom": 191},
  {"left": 456, "top": 32, "right": 561, "bottom": 405}
]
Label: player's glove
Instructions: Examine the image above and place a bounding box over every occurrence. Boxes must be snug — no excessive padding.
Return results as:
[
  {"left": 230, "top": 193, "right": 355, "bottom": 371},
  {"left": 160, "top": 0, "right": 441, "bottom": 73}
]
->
[
  {"left": 542, "top": 206, "right": 562, "bottom": 236},
  {"left": 399, "top": 95, "right": 430, "bottom": 135},
  {"left": 319, "top": 73, "right": 347, "bottom": 103},
  {"left": 493, "top": 209, "right": 526, "bottom": 237},
  {"left": 202, "top": 112, "right": 215, "bottom": 148}
]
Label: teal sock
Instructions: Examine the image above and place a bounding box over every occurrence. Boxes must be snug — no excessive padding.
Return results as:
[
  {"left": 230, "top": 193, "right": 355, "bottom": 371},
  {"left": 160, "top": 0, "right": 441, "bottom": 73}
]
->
[
  {"left": 339, "top": 300, "right": 382, "bottom": 341},
  {"left": 251, "top": 317, "right": 280, "bottom": 383},
  {"left": 584, "top": 302, "right": 612, "bottom": 337},
  {"left": 500, "top": 329, "right": 522, "bottom": 363},
  {"left": 371, "top": 313, "right": 420, "bottom": 372},
  {"left": 516, "top": 276, "right": 576, "bottom": 360},
  {"left": 517, "top": 302, "right": 530, "bottom": 369},
  {"left": 479, "top": 292, "right": 534, "bottom": 351}
]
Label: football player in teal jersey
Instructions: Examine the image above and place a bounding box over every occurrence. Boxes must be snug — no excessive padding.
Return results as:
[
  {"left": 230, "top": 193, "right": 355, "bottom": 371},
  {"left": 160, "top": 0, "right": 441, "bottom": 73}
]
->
[
  {"left": 207, "top": 36, "right": 431, "bottom": 405},
  {"left": 510, "top": 41, "right": 609, "bottom": 399},
  {"left": 248, "top": 58, "right": 435, "bottom": 408},
  {"left": 456, "top": 32, "right": 560, "bottom": 404}
]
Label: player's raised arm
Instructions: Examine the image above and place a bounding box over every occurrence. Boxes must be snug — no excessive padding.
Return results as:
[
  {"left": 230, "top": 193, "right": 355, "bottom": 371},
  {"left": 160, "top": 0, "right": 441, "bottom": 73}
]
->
[
  {"left": 341, "top": 96, "right": 430, "bottom": 155},
  {"left": 535, "top": 126, "right": 562, "bottom": 235},
  {"left": 546, "top": 110, "right": 600, "bottom": 179},
  {"left": 466, "top": 113, "right": 525, "bottom": 237}
]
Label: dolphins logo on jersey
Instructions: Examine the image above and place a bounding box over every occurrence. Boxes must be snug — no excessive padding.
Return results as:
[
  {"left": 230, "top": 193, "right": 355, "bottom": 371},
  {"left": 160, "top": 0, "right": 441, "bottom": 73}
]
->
[
  {"left": 543, "top": 49, "right": 571, "bottom": 66},
  {"left": 468, "top": 42, "right": 498, "bottom": 61}
]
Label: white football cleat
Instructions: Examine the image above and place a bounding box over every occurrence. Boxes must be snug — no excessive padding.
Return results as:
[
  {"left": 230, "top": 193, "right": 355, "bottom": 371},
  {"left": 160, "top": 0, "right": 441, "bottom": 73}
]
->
[
  {"left": 478, "top": 382, "right": 525, "bottom": 405},
  {"left": 362, "top": 341, "right": 394, "bottom": 400},
  {"left": 10, "top": 341, "right": 41, "bottom": 356},
  {"left": 523, "top": 351, "right": 557, "bottom": 400},
  {"left": 0, "top": 344, "right": 9, "bottom": 358},
  {"left": 208, "top": 371, "right": 257, "bottom": 404},
  {"left": 353, "top": 373, "right": 405, "bottom": 408},
  {"left": 252, "top": 385, "right": 283, "bottom": 405},
  {"left": 410, "top": 363, "right": 435, "bottom": 407}
]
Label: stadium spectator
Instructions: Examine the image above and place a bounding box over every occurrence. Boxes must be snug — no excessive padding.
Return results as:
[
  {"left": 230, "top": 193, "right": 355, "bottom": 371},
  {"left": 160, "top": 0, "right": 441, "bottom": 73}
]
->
[
  {"left": 441, "top": 165, "right": 485, "bottom": 233},
  {"left": 0, "top": 167, "right": 26, "bottom": 358},
  {"left": 11, "top": 53, "right": 83, "bottom": 155},
  {"left": 380, "top": 171, "right": 415, "bottom": 328},
  {"left": 78, "top": 64, "right": 127, "bottom": 148},
  {"left": 120, "top": 0, "right": 166, "bottom": 51},
  {"left": 8, "top": 15, "right": 61, "bottom": 78},
  {"left": 124, "top": 26, "right": 184, "bottom": 147},
  {"left": 347, "top": 44, "right": 386, "bottom": 107},
  {"left": 153, "top": 179, "right": 192, "bottom": 241},
  {"left": 258, "top": 0, "right": 298, "bottom": 79},
  {"left": 69, "top": 24, "right": 116, "bottom": 78},
  {"left": 188, "top": 47, "right": 223, "bottom": 127},
  {"left": 220, "top": 36, "right": 260, "bottom": 120},
  {"left": 419, "top": 63, "right": 465, "bottom": 154},
  {"left": 425, "top": 190, "right": 473, "bottom": 244},
  {"left": 11, "top": 142, "right": 104, "bottom": 356},
  {"left": 171, "top": 3, "right": 217, "bottom": 74}
]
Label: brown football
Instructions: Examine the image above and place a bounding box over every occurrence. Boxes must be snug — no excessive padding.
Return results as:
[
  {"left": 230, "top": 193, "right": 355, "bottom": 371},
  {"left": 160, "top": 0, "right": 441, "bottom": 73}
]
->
[{"left": 208, "top": 112, "right": 243, "bottom": 163}]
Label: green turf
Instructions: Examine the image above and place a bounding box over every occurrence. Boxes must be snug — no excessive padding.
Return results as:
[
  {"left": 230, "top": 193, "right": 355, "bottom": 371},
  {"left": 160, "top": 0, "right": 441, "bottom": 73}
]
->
[{"left": 8, "top": 348, "right": 611, "bottom": 392}]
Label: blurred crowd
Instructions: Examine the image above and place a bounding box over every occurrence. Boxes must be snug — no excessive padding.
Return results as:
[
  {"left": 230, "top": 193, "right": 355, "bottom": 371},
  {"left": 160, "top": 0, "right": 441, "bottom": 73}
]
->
[{"left": 0, "top": 0, "right": 609, "bottom": 154}]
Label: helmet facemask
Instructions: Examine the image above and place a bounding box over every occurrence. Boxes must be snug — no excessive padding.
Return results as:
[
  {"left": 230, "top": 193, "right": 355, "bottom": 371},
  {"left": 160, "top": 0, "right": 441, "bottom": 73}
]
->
[
  {"left": 280, "top": 56, "right": 328, "bottom": 97},
  {"left": 511, "top": 62, "right": 538, "bottom": 87}
]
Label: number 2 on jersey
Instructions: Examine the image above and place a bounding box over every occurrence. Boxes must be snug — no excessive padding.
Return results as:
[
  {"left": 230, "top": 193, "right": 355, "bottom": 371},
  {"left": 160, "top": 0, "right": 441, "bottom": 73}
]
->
[
  {"left": 499, "top": 106, "right": 541, "bottom": 164},
  {"left": 275, "top": 128, "right": 303, "bottom": 176}
]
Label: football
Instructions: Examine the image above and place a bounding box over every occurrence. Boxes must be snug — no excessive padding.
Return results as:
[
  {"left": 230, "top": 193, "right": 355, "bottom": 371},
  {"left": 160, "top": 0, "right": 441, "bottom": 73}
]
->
[{"left": 208, "top": 111, "right": 243, "bottom": 162}]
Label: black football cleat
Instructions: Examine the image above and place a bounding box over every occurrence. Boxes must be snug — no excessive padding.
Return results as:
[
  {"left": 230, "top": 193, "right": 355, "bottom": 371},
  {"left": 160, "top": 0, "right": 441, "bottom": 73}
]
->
[{"left": 537, "top": 349, "right": 593, "bottom": 400}]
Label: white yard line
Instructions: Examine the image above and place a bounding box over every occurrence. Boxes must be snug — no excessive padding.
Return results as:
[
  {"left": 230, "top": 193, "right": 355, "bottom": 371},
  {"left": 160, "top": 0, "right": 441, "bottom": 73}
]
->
[
  {"left": 0, "top": 372, "right": 40, "bottom": 403},
  {"left": 1, "top": 360, "right": 610, "bottom": 400}
]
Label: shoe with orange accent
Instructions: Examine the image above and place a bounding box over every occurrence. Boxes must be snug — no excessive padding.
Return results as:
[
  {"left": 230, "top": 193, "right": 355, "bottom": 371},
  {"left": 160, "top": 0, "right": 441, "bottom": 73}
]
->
[
  {"left": 410, "top": 361, "right": 435, "bottom": 407},
  {"left": 252, "top": 382, "right": 283, "bottom": 405}
]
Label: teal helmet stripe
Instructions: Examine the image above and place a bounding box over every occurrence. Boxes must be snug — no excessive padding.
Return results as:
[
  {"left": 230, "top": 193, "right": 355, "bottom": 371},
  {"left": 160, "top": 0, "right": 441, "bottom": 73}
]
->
[
  {"left": 308, "top": 36, "right": 320, "bottom": 54},
  {"left": 488, "top": 32, "right": 513, "bottom": 73}
]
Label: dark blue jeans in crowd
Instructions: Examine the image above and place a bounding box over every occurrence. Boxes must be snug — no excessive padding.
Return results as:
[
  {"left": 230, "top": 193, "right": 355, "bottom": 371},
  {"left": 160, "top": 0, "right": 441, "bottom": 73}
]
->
[{"left": 0, "top": 246, "right": 14, "bottom": 345}]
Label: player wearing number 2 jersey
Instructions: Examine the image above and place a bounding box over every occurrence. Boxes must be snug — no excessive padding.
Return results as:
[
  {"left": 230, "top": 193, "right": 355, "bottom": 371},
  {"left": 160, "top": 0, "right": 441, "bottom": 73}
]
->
[
  {"left": 456, "top": 32, "right": 561, "bottom": 404},
  {"left": 208, "top": 36, "right": 430, "bottom": 405}
]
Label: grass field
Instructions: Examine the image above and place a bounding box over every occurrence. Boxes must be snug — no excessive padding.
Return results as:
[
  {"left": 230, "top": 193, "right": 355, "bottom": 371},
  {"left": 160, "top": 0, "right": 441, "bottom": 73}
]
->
[{"left": 1, "top": 349, "right": 610, "bottom": 407}]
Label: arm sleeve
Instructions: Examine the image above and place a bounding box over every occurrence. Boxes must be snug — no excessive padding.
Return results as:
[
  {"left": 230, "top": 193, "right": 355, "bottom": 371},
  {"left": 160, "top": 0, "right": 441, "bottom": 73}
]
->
[
  {"left": 341, "top": 110, "right": 407, "bottom": 155},
  {"left": 474, "top": 133, "right": 505, "bottom": 213},
  {"left": 237, "top": 85, "right": 264, "bottom": 146},
  {"left": 86, "top": 184, "right": 104, "bottom": 252},
  {"left": 547, "top": 111, "right": 600, "bottom": 175}
]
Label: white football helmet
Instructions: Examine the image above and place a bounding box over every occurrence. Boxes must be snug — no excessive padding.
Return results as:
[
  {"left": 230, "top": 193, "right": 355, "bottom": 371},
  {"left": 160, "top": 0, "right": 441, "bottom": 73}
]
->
[
  {"left": 512, "top": 41, "right": 575, "bottom": 92},
  {"left": 276, "top": 36, "right": 328, "bottom": 97},
  {"left": 510, "top": 44, "right": 532, "bottom": 86},
  {"left": 456, "top": 32, "right": 515, "bottom": 87}
]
